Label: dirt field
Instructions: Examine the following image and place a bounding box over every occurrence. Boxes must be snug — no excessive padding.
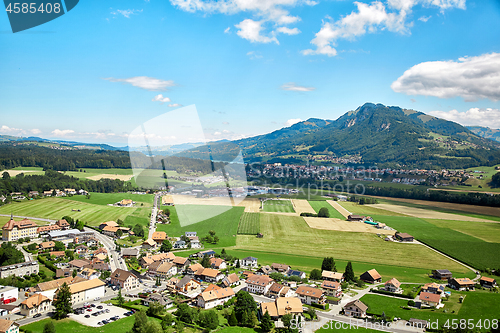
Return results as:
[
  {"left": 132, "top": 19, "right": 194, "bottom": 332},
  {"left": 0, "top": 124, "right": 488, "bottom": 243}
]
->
[
  {"left": 86, "top": 174, "right": 134, "bottom": 181},
  {"left": 368, "top": 196, "right": 500, "bottom": 218},
  {"left": 370, "top": 204, "right": 498, "bottom": 222},
  {"left": 237, "top": 198, "right": 261, "bottom": 212},
  {"left": 3, "top": 170, "right": 38, "bottom": 176},
  {"left": 291, "top": 199, "right": 316, "bottom": 215},
  {"left": 327, "top": 200, "right": 351, "bottom": 219},
  {"left": 303, "top": 217, "right": 394, "bottom": 234},
  {"left": 171, "top": 195, "right": 236, "bottom": 206}
]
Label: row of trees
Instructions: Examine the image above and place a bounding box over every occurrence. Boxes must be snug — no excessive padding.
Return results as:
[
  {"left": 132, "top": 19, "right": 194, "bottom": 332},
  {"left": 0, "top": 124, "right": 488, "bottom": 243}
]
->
[{"left": 310, "top": 257, "right": 356, "bottom": 283}]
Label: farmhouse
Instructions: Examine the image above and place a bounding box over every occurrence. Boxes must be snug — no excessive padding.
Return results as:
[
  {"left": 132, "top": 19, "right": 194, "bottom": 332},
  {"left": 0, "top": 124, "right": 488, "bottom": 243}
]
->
[
  {"left": 395, "top": 232, "right": 414, "bottom": 242},
  {"left": 19, "top": 294, "right": 51, "bottom": 317},
  {"left": 384, "top": 278, "right": 401, "bottom": 292},
  {"left": 343, "top": 300, "right": 368, "bottom": 318},
  {"left": 117, "top": 199, "right": 134, "bottom": 207},
  {"left": 418, "top": 292, "right": 441, "bottom": 307},
  {"left": 98, "top": 221, "right": 119, "bottom": 230},
  {"left": 360, "top": 269, "right": 382, "bottom": 283},
  {"left": 347, "top": 214, "right": 364, "bottom": 222},
  {"left": 480, "top": 276, "right": 497, "bottom": 288},
  {"left": 197, "top": 285, "right": 235, "bottom": 309},
  {"left": 162, "top": 195, "right": 175, "bottom": 206},
  {"left": 56, "top": 219, "right": 70, "bottom": 229},
  {"left": 449, "top": 278, "right": 475, "bottom": 291},
  {"left": 110, "top": 269, "right": 140, "bottom": 291},
  {"left": 295, "top": 286, "right": 325, "bottom": 305},
  {"left": 246, "top": 274, "right": 274, "bottom": 294},
  {"left": 432, "top": 269, "right": 452, "bottom": 280},
  {"left": 322, "top": 271, "right": 344, "bottom": 282},
  {"left": 0, "top": 319, "right": 19, "bottom": 333},
  {"left": 321, "top": 280, "right": 342, "bottom": 297},
  {"left": 2, "top": 218, "right": 38, "bottom": 241}
]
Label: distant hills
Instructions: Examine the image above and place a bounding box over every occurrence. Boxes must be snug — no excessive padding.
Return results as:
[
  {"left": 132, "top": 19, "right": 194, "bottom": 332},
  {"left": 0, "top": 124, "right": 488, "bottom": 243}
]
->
[
  {"left": 0, "top": 135, "right": 124, "bottom": 151},
  {"left": 468, "top": 126, "right": 500, "bottom": 143}
]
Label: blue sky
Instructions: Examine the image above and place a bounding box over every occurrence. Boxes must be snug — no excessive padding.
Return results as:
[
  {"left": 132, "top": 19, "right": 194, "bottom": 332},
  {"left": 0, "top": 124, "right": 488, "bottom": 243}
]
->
[{"left": 1, "top": 0, "right": 500, "bottom": 146}]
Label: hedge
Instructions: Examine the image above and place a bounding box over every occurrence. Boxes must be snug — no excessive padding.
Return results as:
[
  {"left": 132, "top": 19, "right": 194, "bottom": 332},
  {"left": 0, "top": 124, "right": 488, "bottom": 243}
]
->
[{"left": 37, "top": 255, "right": 57, "bottom": 272}]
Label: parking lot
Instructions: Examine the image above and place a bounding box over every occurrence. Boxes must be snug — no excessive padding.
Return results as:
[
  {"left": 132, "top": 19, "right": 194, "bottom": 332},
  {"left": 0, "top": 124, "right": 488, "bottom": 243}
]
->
[{"left": 69, "top": 302, "right": 133, "bottom": 327}]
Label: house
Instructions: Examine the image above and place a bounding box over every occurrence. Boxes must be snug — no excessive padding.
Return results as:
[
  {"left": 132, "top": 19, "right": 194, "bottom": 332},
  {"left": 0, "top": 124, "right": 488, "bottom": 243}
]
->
[
  {"left": 187, "top": 263, "right": 204, "bottom": 276},
  {"left": 421, "top": 283, "right": 445, "bottom": 295},
  {"left": 279, "top": 286, "right": 294, "bottom": 298},
  {"left": 0, "top": 319, "right": 19, "bottom": 333},
  {"left": 28, "top": 191, "right": 39, "bottom": 197},
  {"left": 322, "top": 271, "right": 344, "bottom": 282},
  {"left": 149, "top": 262, "right": 177, "bottom": 279},
  {"left": 198, "top": 250, "right": 216, "bottom": 258},
  {"left": 360, "top": 269, "right": 382, "bottom": 283},
  {"left": 122, "top": 248, "right": 140, "bottom": 258},
  {"left": 258, "top": 265, "right": 272, "bottom": 275},
  {"left": 68, "top": 259, "right": 91, "bottom": 270},
  {"left": 77, "top": 267, "right": 100, "bottom": 280},
  {"left": 162, "top": 195, "right": 175, "bottom": 206},
  {"left": 86, "top": 238, "right": 99, "bottom": 247},
  {"left": 110, "top": 269, "right": 140, "bottom": 291},
  {"left": 185, "top": 232, "right": 197, "bottom": 237},
  {"left": 260, "top": 297, "right": 303, "bottom": 320},
  {"left": 296, "top": 286, "right": 325, "bottom": 305},
  {"left": 240, "top": 256, "right": 258, "bottom": 268},
  {"left": 39, "top": 241, "right": 55, "bottom": 251},
  {"left": 449, "top": 278, "right": 475, "bottom": 291},
  {"left": 66, "top": 279, "right": 106, "bottom": 304},
  {"left": 98, "top": 221, "right": 119, "bottom": 230},
  {"left": 139, "top": 257, "right": 155, "bottom": 268},
  {"left": 64, "top": 188, "right": 76, "bottom": 195},
  {"left": 343, "top": 300, "right": 368, "bottom": 318},
  {"left": 19, "top": 294, "right": 51, "bottom": 316},
  {"left": 172, "top": 256, "right": 190, "bottom": 271},
  {"left": 288, "top": 270, "right": 306, "bottom": 279},
  {"left": 175, "top": 276, "right": 201, "bottom": 293},
  {"left": 173, "top": 240, "right": 186, "bottom": 249},
  {"left": 117, "top": 199, "right": 134, "bottom": 207},
  {"left": 480, "top": 276, "right": 497, "bottom": 288},
  {"left": 49, "top": 251, "right": 65, "bottom": 258},
  {"left": 384, "top": 278, "right": 401, "bottom": 292},
  {"left": 33, "top": 276, "right": 86, "bottom": 300},
  {"left": 395, "top": 232, "right": 414, "bottom": 242},
  {"left": 347, "top": 214, "right": 364, "bottom": 222},
  {"left": 75, "top": 245, "right": 88, "bottom": 254},
  {"left": 190, "top": 237, "right": 202, "bottom": 249},
  {"left": 271, "top": 263, "right": 290, "bottom": 274},
  {"left": 56, "top": 268, "right": 72, "bottom": 278},
  {"left": 222, "top": 273, "right": 240, "bottom": 287},
  {"left": 142, "top": 238, "right": 157, "bottom": 250},
  {"left": 152, "top": 231, "right": 167, "bottom": 244},
  {"left": 418, "top": 292, "right": 441, "bottom": 307},
  {"left": 43, "top": 191, "right": 53, "bottom": 197},
  {"left": 246, "top": 274, "right": 274, "bottom": 294},
  {"left": 200, "top": 268, "right": 223, "bottom": 283},
  {"left": 37, "top": 225, "right": 61, "bottom": 235},
  {"left": 166, "top": 277, "right": 180, "bottom": 290},
  {"left": 2, "top": 217, "right": 38, "bottom": 241},
  {"left": 432, "top": 269, "right": 452, "bottom": 280},
  {"left": 142, "top": 293, "right": 173, "bottom": 308},
  {"left": 267, "top": 283, "right": 285, "bottom": 299},
  {"left": 210, "top": 258, "right": 227, "bottom": 270},
  {"left": 197, "top": 285, "right": 235, "bottom": 309},
  {"left": 56, "top": 219, "right": 70, "bottom": 230},
  {"left": 102, "top": 226, "right": 130, "bottom": 238},
  {"left": 321, "top": 280, "right": 342, "bottom": 298}
]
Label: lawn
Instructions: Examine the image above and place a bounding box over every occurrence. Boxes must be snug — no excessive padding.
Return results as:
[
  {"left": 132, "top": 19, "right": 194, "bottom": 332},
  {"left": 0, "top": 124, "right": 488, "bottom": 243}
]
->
[
  {"left": 360, "top": 292, "right": 500, "bottom": 331},
  {"left": 62, "top": 192, "right": 154, "bottom": 207},
  {"left": 233, "top": 213, "right": 471, "bottom": 281},
  {"left": 59, "top": 168, "right": 135, "bottom": 180},
  {"left": 262, "top": 199, "right": 295, "bottom": 213},
  {"left": 308, "top": 200, "right": 345, "bottom": 219},
  {"left": 237, "top": 212, "right": 260, "bottom": 235},
  {"left": 0, "top": 197, "right": 151, "bottom": 226},
  {"left": 22, "top": 317, "right": 137, "bottom": 333},
  {"left": 371, "top": 214, "right": 500, "bottom": 271},
  {"left": 424, "top": 219, "right": 500, "bottom": 243},
  {"left": 156, "top": 205, "right": 244, "bottom": 248}
]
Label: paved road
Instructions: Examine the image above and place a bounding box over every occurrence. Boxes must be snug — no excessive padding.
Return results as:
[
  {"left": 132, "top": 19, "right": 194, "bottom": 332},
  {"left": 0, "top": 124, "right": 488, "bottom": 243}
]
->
[
  {"left": 86, "top": 228, "right": 128, "bottom": 272},
  {"left": 148, "top": 191, "right": 166, "bottom": 239},
  {"left": 0, "top": 214, "right": 56, "bottom": 223}
]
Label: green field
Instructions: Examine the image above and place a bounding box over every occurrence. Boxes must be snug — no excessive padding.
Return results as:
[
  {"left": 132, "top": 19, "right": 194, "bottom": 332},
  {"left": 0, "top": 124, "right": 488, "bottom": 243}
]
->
[
  {"left": 262, "top": 199, "right": 295, "bottom": 213},
  {"left": 233, "top": 213, "right": 471, "bottom": 282},
  {"left": 63, "top": 192, "right": 154, "bottom": 206},
  {"left": 0, "top": 197, "right": 151, "bottom": 227},
  {"left": 360, "top": 292, "right": 500, "bottom": 331},
  {"left": 22, "top": 317, "right": 137, "bottom": 333},
  {"left": 308, "top": 200, "right": 346, "bottom": 219},
  {"left": 338, "top": 201, "right": 406, "bottom": 217},
  {"left": 156, "top": 205, "right": 244, "bottom": 248},
  {"left": 371, "top": 214, "right": 500, "bottom": 271},
  {"left": 237, "top": 212, "right": 260, "bottom": 235},
  {"left": 59, "top": 168, "right": 134, "bottom": 179},
  {"left": 425, "top": 219, "right": 500, "bottom": 243}
]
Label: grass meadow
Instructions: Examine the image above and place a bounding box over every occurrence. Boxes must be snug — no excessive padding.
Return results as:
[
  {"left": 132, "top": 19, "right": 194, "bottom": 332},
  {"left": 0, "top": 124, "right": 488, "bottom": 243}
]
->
[
  {"left": 308, "top": 200, "right": 346, "bottom": 219},
  {"left": 237, "top": 212, "right": 260, "bottom": 235},
  {"left": 63, "top": 192, "right": 154, "bottom": 206},
  {"left": 262, "top": 199, "right": 295, "bottom": 213}
]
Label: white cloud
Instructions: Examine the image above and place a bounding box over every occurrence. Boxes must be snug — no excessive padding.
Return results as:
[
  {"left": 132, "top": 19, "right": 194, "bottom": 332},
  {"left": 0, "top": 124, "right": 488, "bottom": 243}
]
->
[
  {"left": 281, "top": 82, "right": 315, "bottom": 92},
  {"left": 391, "top": 52, "right": 500, "bottom": 102},
  {"left": 168, "top": 103, "right": 183, "bottom": 107},
  {"left": 104, "top": 76, "right": 176, "bottom": 91},
  {"left": 51, "top": 129, "right": 75, "bottom": 137},
  {"left": 0, "top": 125, "right": 42, "bottom": 137},
  {"left": 303, "top": 0, "right": 465, "bottom": 57},
  {"left": 235, "top": 19, "right": 279, "bottom": 44},
  {"left": 224, "top": 27, "right": 231, "bottom": 33},
  {"left": 428, "top": 108, "right": 500, "bottom": 128},
  {"left": 285, "top": 118, "right": 303, "bottom": 126},
  {"left": 246, "top": 51, "right": 263, "bottom": 59},
  {"left": 418, "top": 15, "right": 431, "bottom": 22},
  {"left": 31, "top": 129, "right": 42, "bottom": 135},
  {"left": 276, "top": 26, "right": 300, "bottom": 35},
  {"left": 152, "top": 94, "right": 171, "bottom": 103},
  {"left": 111, "top": 9, "right": 143, "bottom": 18}
]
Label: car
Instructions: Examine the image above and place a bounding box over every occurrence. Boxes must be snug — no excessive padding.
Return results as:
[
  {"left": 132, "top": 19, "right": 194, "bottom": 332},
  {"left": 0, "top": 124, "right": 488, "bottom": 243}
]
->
[
  {"left": 86, "top": 308, "right": 92, "bottom": 312},
  {"left": 130, "top": 309, "right": 136, "bottom": 313},
  {"left": 91, "top": 304, "right": 96, "bottom": 307},
  {"left": 97, "top": 322, "right": 103, "bottom": 326},
  {"left": 105, "top": 309, "right": 110, "bottom": 313},
  {"left": 85, "top": 315, "right": 90, "bottom": 318},
  {"left": 97, "top": 305, "right": 103, "bottom": 309},
  {"left": 92, "top": 312, "right": 99, "bottom": 316},
  {"left": 102, "top": 320, "right": 109, "bottom": 324},
  {"left": 33, "top": 313, "right": 42, "bottom": 318},
  {"left": 94, "top": 297, "right": 101, "bottom": 301}
]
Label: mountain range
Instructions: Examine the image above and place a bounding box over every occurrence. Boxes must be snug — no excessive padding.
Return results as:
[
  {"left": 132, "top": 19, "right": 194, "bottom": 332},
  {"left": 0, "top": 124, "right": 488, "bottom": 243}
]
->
[{"left": 467, "top": 126, "right": 500, "bottom": 143}]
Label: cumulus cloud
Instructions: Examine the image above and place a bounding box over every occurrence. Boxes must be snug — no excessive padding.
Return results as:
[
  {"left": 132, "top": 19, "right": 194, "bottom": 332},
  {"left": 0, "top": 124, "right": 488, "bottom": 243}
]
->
[
  {"left": 285, "top": 118, "right": 303, "bottom": 126},
  {"left": 152, "top": 94, "right": 171, "bottom": 103},
  {"left": 391, "top": 52, "right": 500, "bottom": 102},
  {"left": 168, "top": 103, "right": 183, "bottom": 107},
  {"left": 281, "top": 82, "right": 315, "bottom": 92},
  {"left": 276, "top": 26, "right": 300, "bottom": 35},
  {"left": 418, "top": 15, "right": 431, "bottom": 22},
  {"left": 104, "top": 76, "right": 176, "bottom": 91},
  {"left": 111, "top": 9, "right": 143, "bottom": 18},
  {"left": 31, "top": 129, "right": 42, "bottom": 135},
  {"left": 429, "top": 108, "right": 500, "bottom": 128},
  {"left": 236, "top": 19, "right": 278, "bottom": 44},
  {"left": 303, "top": 0, "right": 465, "bottom": 57},
  {"left": 51, "top": 129, "right": 75, "bottom": 137},
  {"left": 0, "top": 125, "right": 42, "bottom": 137}
]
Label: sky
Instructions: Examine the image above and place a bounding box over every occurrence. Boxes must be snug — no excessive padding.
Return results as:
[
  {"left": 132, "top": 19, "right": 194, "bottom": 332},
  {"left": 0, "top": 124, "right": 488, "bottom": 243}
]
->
[{"left": 1, "top": 0, "right": 500, "bottom": 147}]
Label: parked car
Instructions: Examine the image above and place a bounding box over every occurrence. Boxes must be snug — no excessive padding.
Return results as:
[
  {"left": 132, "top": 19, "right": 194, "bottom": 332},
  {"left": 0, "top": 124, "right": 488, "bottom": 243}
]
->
[
  {"left": 33, "top": 313, "right": 41, "bottom": 318},
  {"left": 85, "top": 315, "right": 90, "bottom": 318},
  {"left": 97, "top": 322, "right": 103, "bottom": 326},
  {"left": 97, "top": 305, "right": 103, "bottom": 309}
]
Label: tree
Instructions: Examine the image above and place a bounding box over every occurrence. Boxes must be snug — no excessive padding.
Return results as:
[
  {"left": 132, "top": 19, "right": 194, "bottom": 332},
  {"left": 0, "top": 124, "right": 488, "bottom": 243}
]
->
[
  {"left": 270, "top": 272, "right": 284, "bottom": 282},
  {"left": 209, "top": 230, "right": 216, "bottom": 237},
  {"left": 235, "top": 258, "right": 240, "bottom": 268},
  {"left": 117, "top": 288, "right": 125, "bottom": 307},
  {"left": 174, "top": 320, "right": 184, "bottom": 333},
  {"left": 43, "top": 321, "right": 56, "bottom": 333},
  {"left": 72, "top": 269, "right": 77, "bottom": 278},
  {"left": 143, "top": 320, "right": 162, "bottom": 333},
  {"left": 54, "top": 241, "right": 65, "bottom": 252},
  {"left": 161, "top": 313, "right": 174, "bottom": 330},
  {"left": 163, "top": 208, "right": 170, "bottom": 216},
  {"left": 318, "top": 207, "right": 330, "bottom": 218},
  {"left": 27, "top": 243, "right": 37, "bottom": 252},
  {"left": 248, "top": 311, "right": 258, "bottom": 327},
  {"left": 175, "top": 303, "right": 197, "bottom": 323},
  {"left": 160, "top": 239, "right": 172, "bottom": 253},
  {"left": 221, "top": 248, "right": 226, "bottom": 256},
  {"left": 52, "top": 282, "right": 72, "bottom": 319},
  {"left": 234, "top": 290, "right": 257, "bottom": 322},
  {"left": 321, "top": 257, "right": 336, "bottom": 272},
  {"left": 146, "top": 301, "right": 164, "bottom": 317},
  {"left": 310, "top": 269, "right": 322, "bottom": 280},
  {"left": 228, "top": 310, "right": 238, "bottom": 326},
  {"left": 491, "top": 172, "right": 500, "bottom": 188},
  {"left": 133, "top": 224, "right": 145, "bottom": 238},
  {"left": 282, "top": 314, "right": 293, "bottom": 328},
  {"left": 260, "top": 310, "right": 274, "bottom": 332},
  {"left": 213, "top": 236, "right": 219, "bottom": 244},
  {"left": 65, "top": 250, "right": 74, "bottom": 260},
  {"left": 129, "top": 310, "right": 148, "bottom": 333},
  {"left": 198, "top": 310, "right": 219, "bottom": 330},
  {"left": 200, "top": 254, "right": 211, "bottom": 268},
  {"left": 117, "top": 219, "right": 124, "bottom": 226},
  {"left": 75, "top": 220, "right": 85, "bottom": 231},
  {"left": 116, "top": 229, "right": 123, "bottom": 238},
  {"left": 344, "top": 261, "right": 355, "bottom": 282},
  {"left": 2, "top": 171, "right": 10, "bottom": 180}
]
